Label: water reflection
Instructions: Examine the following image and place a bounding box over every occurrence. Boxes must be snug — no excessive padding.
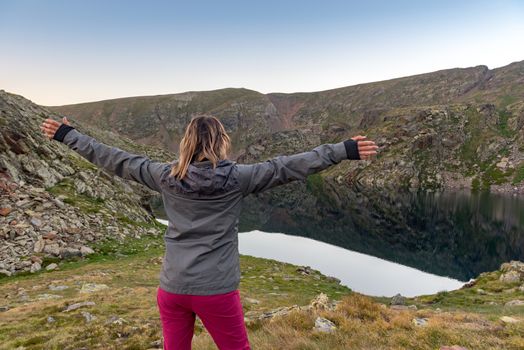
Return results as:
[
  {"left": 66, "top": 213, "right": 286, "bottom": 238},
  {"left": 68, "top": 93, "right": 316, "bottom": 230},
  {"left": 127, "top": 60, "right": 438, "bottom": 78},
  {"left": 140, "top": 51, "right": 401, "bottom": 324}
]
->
[
  {"left": 237, "top": 230, "right": 464, "bottom": 297},
  {"left": 150, "top": 188, "right": 524, "bottom": 285},
  {"left": 154, "top": 218, "right": 464, "bottom": 297}
]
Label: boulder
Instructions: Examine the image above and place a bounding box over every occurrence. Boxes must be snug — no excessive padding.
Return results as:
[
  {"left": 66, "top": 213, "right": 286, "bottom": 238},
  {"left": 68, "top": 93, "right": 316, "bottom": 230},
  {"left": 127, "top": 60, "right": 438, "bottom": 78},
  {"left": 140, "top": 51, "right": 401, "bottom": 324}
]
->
[
  {"left": 43, "top": 243, "right": 60, "bottom": 256},
  {"left": 500, "top": 316, "right": 520, "bottom": 324},
  {"left": 314, "top": 317, "right": 337, "bottom": 333},
  {"left": 45, "top": 263, "right": 58, "bottom": 271},
  {"left": 30, "top": 262, "right": 41, "bottom": 273},
  {"left": 504, "top": 300, "right": 524, "bottom": 307},
  {"left": 63, "top": 301, "right": 95, "bottom": 312},
  {"left": 60, "top": 247, "right": 82, "bottom": 259},
  {"left": 499, "top": 271, "right": 521, "bottom": 284},
  {"left": 80, "top": 246, "right": 95, "bottom": 256},
  {"left": 391, "top": 293, "right": 406, "bottom": 306},
  {"left": 310, "top": 293, "right": 331, "bottom": 311},
  {"left": 412, "top": 317, "right": 428, "bottom": 327}
]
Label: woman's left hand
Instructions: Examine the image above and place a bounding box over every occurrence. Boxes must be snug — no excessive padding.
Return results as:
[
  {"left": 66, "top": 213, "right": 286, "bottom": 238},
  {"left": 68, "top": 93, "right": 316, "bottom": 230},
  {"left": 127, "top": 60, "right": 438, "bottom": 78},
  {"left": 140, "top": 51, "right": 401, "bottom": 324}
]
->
[
  {"left": 41, "top": 117, "right": 70, "bottom": 139},
  {"left": 351, "top": 135, "right": 378, "bottom": 160}
]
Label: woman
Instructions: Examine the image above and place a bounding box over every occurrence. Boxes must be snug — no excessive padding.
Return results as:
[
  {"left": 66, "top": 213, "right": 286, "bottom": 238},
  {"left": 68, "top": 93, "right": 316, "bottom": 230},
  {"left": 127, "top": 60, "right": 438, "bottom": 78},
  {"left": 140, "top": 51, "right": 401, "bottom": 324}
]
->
[{"left": 41, "top": 115, "right": 378, "bottom": 350}]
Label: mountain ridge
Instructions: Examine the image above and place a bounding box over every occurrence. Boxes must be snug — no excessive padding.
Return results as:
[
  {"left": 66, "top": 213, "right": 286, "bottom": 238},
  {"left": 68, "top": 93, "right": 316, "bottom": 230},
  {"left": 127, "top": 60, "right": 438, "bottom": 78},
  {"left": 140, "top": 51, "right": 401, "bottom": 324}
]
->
[{"left": 48, "top": 59, "right": 524, "bottom": 194}]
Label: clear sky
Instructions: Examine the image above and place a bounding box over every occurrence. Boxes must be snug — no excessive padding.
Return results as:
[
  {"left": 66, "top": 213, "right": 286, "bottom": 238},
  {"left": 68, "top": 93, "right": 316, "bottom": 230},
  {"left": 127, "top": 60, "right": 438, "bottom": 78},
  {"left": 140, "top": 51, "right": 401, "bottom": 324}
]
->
[{"left": 1, "top": 0, "right": 523, "bottom": 106}]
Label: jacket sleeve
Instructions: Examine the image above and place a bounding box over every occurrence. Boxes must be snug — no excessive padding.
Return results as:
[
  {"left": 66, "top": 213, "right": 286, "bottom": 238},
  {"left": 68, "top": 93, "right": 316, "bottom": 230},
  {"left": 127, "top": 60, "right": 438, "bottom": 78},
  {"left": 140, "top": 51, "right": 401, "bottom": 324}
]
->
[
  {"left": 236, "top": 139, "right": 360, "bottom": 196},
  {"left": 55, "top": 125, "right": 169, "bottom": 193}
]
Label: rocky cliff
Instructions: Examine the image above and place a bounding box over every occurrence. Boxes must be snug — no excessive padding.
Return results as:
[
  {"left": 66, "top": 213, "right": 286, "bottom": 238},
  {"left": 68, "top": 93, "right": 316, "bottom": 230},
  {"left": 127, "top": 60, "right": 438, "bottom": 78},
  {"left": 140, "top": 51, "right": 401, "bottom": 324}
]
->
[{"left": 0, "top": 91, "right": 176, "bottom": 276}]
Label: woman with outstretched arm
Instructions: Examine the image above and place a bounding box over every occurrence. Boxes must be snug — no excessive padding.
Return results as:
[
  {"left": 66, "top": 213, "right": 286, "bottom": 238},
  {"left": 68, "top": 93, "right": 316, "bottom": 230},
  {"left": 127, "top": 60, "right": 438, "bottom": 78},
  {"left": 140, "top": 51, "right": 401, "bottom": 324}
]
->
[{"left": 41, "top": 115, "right": 378, "bottom": 350}]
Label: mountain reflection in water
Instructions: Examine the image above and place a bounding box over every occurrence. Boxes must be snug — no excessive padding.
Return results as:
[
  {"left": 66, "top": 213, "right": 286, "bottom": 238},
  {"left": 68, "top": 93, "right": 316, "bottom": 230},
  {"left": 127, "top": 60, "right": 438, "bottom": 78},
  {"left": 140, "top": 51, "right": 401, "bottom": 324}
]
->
[{"left": 151, "top": 188, "right": 523, "bottom": 293}]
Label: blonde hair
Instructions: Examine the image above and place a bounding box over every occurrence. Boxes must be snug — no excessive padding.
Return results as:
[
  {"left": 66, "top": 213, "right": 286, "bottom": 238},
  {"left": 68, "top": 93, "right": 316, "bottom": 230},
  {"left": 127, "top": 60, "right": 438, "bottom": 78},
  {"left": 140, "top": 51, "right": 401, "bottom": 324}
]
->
[{"left": 169, "top": 115, "right": 231, "bottom": 180}]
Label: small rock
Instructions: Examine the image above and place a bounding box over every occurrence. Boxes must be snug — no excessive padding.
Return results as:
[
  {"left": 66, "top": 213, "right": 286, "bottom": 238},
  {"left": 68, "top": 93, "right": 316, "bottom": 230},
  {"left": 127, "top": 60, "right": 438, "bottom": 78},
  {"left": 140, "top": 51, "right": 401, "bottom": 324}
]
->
[
  {"left": 79, "top": 283, "right": 109, "bottom": 293},
  {"left": 48, "top": 285, "right": 68, "bottom": 291},
  {"left": 390, "top": 293, "right": 406, "bottom": 306},
  {"left": 412, "top": 318, "right": 428, "bottom": 327},
  {"left": 500, "top": 316, "right": 520, "bottom": 324},
  {"left": 150, "top": 340, "right": 162, "bottom": 347},
  {"left": 461, "top": 279, "right": 477, "bottom": 288},
  {"left": 43, "top": 243, "right": 60, "bottom": 256},
  {"left": 37, "top": 294, "right": 63, "bottom": 300},
  {"left": 314, "top": 316, "right": 336, "bottom": 333},
  {"left": 52, "top": 198, "right": 65, "bottom": 208},
  {"left": 45, "top": 263, "right": 58, "bottom": 271},
  {"left": 0, "top": 207, "right": 12, "bottom": 216},
  {"left": 0, "top": 269, "right": 12, "bottom": 277},
  {"left": 30, "top": 262, "right": 41, "bottom": 273},
  {"left": 30, "top": 255, "right": 43, "bottom": 264},
  {"left": 296, "top": 266, "right": 312, "bottom": 275},
  {"left": 47, "top": 316, "right": 56, "bottom": 323},
  {"left": 42, "top": 231, "right": 57, "bottom": 240},
  {"left": 30, "top": 217, "right": 43, "bottom": 227},
  {"left": 80, "top": 246, "right": 95, "bottom": 256},
  {"left": 244, "top": 297, "right": 260, "bottom": 305},
  {"left": 33, "top": 238, "right": 45, "bottom": 253},
  {"left": 60, "top": 247, "right": 82, "bottom": 259},
  {"left": 105, "top": 315, "right": 128, "bottom": 325},
  {"left": 504, "top": 300, "right": 524, "bottom": 307},
  {"left": 0, "top": 306, "right": 9, "bottom": 312},
  {"left": 81, "top": 311, "right": 97, "bottom": 322},
  {"left": 326, "top": 276, "right": 341, "bottom": 284},
  {"left": 63, "top": 301, "right": 95, "bottom": 312}
]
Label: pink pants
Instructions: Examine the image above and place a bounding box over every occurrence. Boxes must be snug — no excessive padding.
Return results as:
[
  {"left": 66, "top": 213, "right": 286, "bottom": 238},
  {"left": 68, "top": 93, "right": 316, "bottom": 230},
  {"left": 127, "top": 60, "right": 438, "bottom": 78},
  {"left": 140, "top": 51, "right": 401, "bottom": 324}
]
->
[{"left": 156, "top": 287, "right": 251, "bottom": 350}]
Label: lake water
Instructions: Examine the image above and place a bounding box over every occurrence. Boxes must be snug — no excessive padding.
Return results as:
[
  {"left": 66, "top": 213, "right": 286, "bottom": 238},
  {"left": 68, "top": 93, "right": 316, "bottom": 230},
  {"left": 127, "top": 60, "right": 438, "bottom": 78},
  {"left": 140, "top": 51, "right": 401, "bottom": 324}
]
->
[{"left": 152, "top": 189, "right": 524, "bottom": 297}]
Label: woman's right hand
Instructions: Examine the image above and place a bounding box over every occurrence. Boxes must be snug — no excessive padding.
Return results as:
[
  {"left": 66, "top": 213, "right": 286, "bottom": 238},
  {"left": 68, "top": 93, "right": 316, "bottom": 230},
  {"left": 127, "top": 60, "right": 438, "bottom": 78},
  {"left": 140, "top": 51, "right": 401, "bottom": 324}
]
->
[
  {"left": 41, "top": 117, "right": 71, "bottom": 139},
  {"left": 351, "top": 135, "right": 378, "bottom": 160}
]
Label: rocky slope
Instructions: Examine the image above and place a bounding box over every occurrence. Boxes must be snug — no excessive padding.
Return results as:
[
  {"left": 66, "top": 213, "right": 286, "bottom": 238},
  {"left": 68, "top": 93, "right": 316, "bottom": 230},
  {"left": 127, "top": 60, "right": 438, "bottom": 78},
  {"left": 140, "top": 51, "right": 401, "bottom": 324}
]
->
[{"left": 0, "top": 90, "right": 175, "bottom": 276}]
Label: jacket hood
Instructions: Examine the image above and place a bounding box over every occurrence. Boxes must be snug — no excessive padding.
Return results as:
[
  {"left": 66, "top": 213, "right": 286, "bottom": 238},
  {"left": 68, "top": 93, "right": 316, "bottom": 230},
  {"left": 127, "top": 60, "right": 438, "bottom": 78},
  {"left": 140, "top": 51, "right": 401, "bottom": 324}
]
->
[{"left": 161, "top": 159, "right": 239, "bottom": 196}]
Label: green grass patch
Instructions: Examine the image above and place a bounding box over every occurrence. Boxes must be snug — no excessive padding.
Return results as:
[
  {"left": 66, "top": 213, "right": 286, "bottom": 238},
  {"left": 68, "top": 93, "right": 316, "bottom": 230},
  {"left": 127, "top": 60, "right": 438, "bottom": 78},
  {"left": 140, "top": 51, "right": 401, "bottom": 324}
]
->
[
  {"left": 480, "top": 163, "right": 514, "bottom": 189},
  {"left": 499, "top": 95, "right": 518, "bottom": 108},
  {"left": 67, "top": 154, "right": 98, "bottom": 171},
  {"left": 46, "top": 178, "right": 106, "bottom": 214},
  {"left": 458, "top": 108, "right": 483, "bottom": 166},
  {"left": 471, "top": 177, "right": 481, "bottom": 192},
  {"left": 513, "top": 162, "right": 524, "bottom": 184},
  {"left": 497, "top": 109, "right": 516, "bottom": 138}
]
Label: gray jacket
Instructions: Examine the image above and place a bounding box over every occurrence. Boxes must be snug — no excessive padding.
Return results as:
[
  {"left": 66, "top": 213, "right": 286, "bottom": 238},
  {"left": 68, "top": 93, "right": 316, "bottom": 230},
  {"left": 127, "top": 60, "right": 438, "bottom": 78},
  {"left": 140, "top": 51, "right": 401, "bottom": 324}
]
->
[{"left": 55, "top": 124, "right": 360, "bottom": 295}]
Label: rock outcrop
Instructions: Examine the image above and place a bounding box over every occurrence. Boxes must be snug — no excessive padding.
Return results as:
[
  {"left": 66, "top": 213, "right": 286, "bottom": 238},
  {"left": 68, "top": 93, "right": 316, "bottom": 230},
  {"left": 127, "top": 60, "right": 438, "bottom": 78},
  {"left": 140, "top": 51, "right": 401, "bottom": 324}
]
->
[{"left": 0, "top": 91, "right": 175, "bottom": 276}]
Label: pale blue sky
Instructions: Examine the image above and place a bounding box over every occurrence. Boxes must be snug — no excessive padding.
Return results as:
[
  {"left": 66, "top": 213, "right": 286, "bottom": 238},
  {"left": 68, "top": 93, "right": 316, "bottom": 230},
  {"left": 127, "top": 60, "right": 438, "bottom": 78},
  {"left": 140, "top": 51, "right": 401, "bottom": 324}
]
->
[{"left": 1, "top": 0, "right": 523, "bottom": 105}]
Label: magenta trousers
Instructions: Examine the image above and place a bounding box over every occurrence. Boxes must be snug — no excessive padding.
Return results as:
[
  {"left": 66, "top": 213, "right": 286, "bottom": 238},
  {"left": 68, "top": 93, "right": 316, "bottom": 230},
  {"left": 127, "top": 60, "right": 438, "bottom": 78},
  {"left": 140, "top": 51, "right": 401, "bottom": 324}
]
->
[{"left": 156, "top": 287, "right": 251, "bottom": 350}]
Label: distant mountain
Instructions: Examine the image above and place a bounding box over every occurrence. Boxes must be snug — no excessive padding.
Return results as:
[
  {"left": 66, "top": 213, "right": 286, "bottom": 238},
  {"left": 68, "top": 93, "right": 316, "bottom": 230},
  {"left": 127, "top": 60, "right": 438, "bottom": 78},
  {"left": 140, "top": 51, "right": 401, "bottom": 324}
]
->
[{"left": 50, "top": 60, "right": 524, "bottom": 193}]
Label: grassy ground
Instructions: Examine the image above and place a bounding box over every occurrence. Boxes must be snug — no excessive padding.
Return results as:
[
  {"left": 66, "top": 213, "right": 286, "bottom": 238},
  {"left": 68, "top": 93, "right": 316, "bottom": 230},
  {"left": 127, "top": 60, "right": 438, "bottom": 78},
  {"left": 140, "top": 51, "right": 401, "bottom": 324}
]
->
[{"left": 0, "top": 230, "right": 522, "bottom": 350}]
